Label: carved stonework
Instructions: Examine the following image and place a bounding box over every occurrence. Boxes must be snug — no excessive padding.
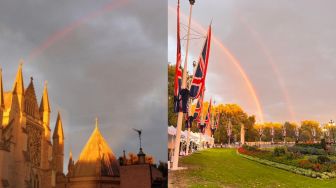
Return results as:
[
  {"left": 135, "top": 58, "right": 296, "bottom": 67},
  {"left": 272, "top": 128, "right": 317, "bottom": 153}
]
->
[
  {"left": 27, "top": 124, "right": 42, "bottom": 167},
  {"left": 0, "top": 120, "right": 14, "bottom": 151}
]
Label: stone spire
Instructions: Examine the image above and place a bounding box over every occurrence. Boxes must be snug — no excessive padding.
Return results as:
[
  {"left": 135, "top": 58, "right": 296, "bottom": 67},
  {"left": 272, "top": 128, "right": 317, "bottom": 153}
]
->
[
  {"left": 95, "top": 117, "right": 98, "bottom": 129},
  {"left": 12, "top": 62, "right": 25, "bottom": 111},
  {"left": 24, "top": 77, "right": 40, "bottom": 119},
  {"left": 53, "top": 111, "right": 64, "bottom": 141},
  {"left": 40, "top": 81, "right": 51, "bottom": 139},
  {"left": 67, "top": 149, "right": 75, "bottom": 177},
  {"left": 13, "top": 61, "right": 25, "bottom": 95},
  {"left": 52, "top": 111, "right": 64, "bottom": 174},
  {"left": 39, "top": 81, "right": 51, "bottom": 113},
  {"left": 69, "top": 149, "right": 73, "bottom": 160}
]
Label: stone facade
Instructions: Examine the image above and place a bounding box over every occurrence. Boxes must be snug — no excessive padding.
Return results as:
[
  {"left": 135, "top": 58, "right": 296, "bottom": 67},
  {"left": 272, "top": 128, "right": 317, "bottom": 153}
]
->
[
  {"left": 0, "top": 63, "right": 54, "bottom": 188},
  {"left": 0, "top": 63, "right": 165, "bottom": 188}
]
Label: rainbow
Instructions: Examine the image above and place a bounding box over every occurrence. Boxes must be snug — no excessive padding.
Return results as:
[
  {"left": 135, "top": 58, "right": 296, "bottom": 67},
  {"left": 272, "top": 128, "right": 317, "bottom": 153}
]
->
[
  {"left": 27, "top": 0, "right": 128, "bottom": 62},
  {"left": 237, "top": 15, "right": 296, "bottom": 121},
  {"left": 168, "top": 5, "right": 265, "bottom": 122}
]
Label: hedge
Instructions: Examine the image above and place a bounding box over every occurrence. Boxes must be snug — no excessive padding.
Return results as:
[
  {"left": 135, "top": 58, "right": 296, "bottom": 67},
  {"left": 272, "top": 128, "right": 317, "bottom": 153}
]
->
[{"left": 237, "top": 149, "right": 336, "bottom": 179}]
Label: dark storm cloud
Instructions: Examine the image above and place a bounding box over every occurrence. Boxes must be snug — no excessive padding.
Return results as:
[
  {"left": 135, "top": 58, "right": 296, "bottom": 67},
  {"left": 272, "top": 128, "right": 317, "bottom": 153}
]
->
[
  {"left": 169, "top": 0, "right": 336, "bottom": 123},
  {"left": 0, "top": 0, "right": 167, "bottom": 166}
]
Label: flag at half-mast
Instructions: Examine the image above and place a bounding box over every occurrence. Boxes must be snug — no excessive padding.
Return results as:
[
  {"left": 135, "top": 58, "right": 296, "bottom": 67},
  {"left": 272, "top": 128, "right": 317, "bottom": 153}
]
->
[
  {"left": 193, "top": 87, "right": 205, "bottom": 122},
  {"left": 173, "top": 0, "right": 183, "bottom": 113},
  {"left": 189, "top": 25, "right": 212, "bottom": 99},
  {"left": 205, "top": 98, "right": 212, "bottom": 125}
]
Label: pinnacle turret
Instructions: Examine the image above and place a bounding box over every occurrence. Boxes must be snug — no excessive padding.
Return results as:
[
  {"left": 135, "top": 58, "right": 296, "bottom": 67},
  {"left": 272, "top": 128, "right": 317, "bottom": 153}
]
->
[
  {"left": 39, "top": 81, "right": 51, "bottom": 113},
  {"left": 12, "top": 61, "right": 24, "bottom": 96},
  {"left": 53, "top": 111, "right": 64, "bottom": 140}
]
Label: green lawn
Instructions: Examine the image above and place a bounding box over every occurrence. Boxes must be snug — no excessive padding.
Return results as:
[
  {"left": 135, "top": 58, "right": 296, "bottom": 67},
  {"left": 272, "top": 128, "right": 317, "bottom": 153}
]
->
[{"left": 169, "top": 148, "right": 336, "bottom": 188}]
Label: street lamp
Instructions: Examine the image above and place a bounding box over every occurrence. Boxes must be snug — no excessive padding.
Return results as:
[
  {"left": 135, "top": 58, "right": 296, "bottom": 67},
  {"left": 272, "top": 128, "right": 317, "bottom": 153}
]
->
[
  {"left": 227, "top": 120, "right": 232, "bottom": 146},
  {"left": 329, "top": 120, "right": 335, "bottom": 144},
  {"left": 295, "top": 124, "right": 300, "bottom": 144},
  {"left": 282, "top": 124, "right": 287, "bottom": 145},
  {"left": 312, "top": 127, "right": 316, "bottom": 143}
]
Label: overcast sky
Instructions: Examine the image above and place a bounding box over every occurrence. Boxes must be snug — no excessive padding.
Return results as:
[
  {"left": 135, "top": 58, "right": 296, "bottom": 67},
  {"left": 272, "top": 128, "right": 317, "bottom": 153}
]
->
[
  {"left": 169, "top": 0, "right": 336, "bottom": 124},
  {"left": 0, "top": 0, "right": 167, "bottom": 169}
]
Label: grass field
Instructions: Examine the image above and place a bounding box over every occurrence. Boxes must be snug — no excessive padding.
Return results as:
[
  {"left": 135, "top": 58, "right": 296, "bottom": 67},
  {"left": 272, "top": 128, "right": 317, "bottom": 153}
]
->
[{"left": 169, "top": 148, "right": 336, "bottom": 188}]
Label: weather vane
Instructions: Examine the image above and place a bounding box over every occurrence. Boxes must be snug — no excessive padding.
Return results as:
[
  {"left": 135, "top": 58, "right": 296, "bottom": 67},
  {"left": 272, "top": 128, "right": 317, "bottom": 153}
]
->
[{"left": 132, "top": 128, "right": 142, "bottom": 149}]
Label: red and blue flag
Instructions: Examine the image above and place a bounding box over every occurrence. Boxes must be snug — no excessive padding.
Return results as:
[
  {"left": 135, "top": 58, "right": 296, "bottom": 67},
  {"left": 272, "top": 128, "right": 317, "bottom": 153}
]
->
[
  {"left": 193, "top": 87, "right": 205, "bottom": 122},
  {"left": 173, "top": 0, "right": 183, "bottom": 113},
  {"left": 205, "top": 98, "right": 212, "bottom": 125},
  {"left": 189, "top": 25, "right": 212, "bottom": 99}
]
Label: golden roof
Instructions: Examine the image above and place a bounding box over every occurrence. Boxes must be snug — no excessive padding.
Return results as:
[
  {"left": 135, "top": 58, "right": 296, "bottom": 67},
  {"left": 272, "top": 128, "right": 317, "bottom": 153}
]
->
[{"left": 73, "top": 118, "right": 119, "bottom": 177}]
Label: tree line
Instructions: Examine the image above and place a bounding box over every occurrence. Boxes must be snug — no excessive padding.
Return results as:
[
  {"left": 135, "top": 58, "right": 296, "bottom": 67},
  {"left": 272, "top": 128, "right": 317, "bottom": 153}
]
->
[{"left": 168, "top": 64, "right": 334, "bottom": 144}]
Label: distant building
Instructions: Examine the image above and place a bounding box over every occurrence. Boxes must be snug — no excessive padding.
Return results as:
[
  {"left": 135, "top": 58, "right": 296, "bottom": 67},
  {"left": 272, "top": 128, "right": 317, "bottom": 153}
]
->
[
  {"left": 56, "top": 119, "right": 166, "bottom": 188},
  {"left": 56, "top": 119, "right": 120, "bottom": 187},
  {"left": 0, "top": 63, "right": 165, "bottom": 188}
]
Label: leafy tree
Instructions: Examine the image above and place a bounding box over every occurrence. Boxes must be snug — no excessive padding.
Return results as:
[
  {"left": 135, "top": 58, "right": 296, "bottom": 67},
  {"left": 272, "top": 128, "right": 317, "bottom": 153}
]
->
[
  {"left": 211, "top": 104, "right": 256, "bottom": 143},
  {"left": 262, "top": 122, "right": 282, "bottom": 142},
  {"left": 168, "top": 64, "right": 177, "bottom": 126},
  {"left": 283, "top": 122, "right": 297, "bottom": 142},
  {"left": 244, "top": 115, "right": 257, "bottom": 142},
  {"left": 301, "top": 120, "right": 321, "bottom": 142}
]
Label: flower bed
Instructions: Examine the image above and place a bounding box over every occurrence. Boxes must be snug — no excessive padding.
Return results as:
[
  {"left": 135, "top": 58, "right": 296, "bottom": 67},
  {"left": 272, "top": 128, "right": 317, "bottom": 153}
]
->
[
  {"left": 287, "top": 145, "right": 326, "bottom": 155},
  {"left": 237, "top": 145, "right": 336, "bottom": 179}
]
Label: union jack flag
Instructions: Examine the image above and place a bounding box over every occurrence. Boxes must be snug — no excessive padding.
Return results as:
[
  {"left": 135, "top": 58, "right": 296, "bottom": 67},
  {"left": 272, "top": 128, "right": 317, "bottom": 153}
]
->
[
  {"left": 198, "top": 123, "right": 206, "bottom": 134},
  {"left": 189, "top": 25, "right": 212, "bottom": 99},
  {"left": 185, "top": 113, "right": 193, "bottom": 129},
  {"left": 205, "top": 98, "right": 212, "bottom": 125},
  {"left": 193, "top": 87, "right": 204, "bottom": 122},
  {"left": 173, "top": 0, "right": 183, "bottom": 113}
]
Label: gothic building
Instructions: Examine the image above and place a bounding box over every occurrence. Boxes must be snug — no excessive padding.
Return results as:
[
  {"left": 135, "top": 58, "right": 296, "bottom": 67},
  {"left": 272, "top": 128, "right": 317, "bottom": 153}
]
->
[
  {"left": 0, "top": 63, "right": 165, "bottom": 188},
  {"left": 0, "top": 62, "right": 58, "bottom": 188}
]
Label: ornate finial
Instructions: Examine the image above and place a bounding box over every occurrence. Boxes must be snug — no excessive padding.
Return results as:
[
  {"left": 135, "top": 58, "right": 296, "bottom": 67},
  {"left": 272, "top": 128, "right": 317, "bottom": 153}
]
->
[
  {"left": 95, "top": 117, "right": 98, "bottom": 129},
  {"left": 30, "top": 76, "right": 33, "bottom": 82},
  {"left": 189, "top": 0, "right": 195, "bottom": 5},
  {"left": 69, "top": 148, "right": 73, "bottom": 159},
  {"left": 133, "top": 128, "right": 142, "bottom": 150},
  {"left": 19, "top": 59, "right": 24, "bottom": 67},
  {"left": 44, "top": 80, "right": 48, "bottom": 87}
]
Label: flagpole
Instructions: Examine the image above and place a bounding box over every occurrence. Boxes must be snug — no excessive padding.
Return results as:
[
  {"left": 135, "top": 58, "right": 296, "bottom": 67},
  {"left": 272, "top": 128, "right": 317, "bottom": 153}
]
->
[
  {"left": 199, "top": 89, "right": 206, "bottom": 149},
  {"left": 172, "top": 0, "right": 194, "bottom": 170},
  {"left": 186, "top": 62, "right": 197, "bottom": 156},
  {"left": 186, "top": 99, "right": 192, "bottom": 155}
]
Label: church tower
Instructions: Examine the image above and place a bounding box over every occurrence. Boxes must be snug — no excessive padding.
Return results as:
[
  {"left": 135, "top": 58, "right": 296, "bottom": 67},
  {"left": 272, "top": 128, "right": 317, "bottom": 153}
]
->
[{"left": 52, "top": 112, "right": 64, "bottom": 175}]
